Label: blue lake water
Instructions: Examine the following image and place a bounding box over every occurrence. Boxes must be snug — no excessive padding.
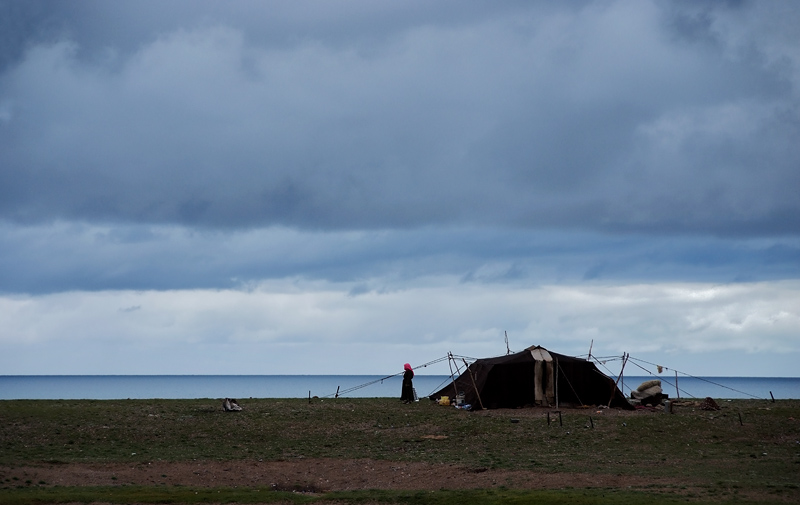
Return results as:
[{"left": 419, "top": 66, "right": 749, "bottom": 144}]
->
[
  {"left": 0, "top": 375, "right": 450, "bottom": 400},
  {"left": 0, "top": 375, "right": 797, "bottom": 400}
]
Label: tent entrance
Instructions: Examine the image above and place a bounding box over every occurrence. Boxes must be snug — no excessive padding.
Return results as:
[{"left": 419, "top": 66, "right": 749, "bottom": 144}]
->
[{"left": 530, "top": 346, "right": 555, "bottom": 407}]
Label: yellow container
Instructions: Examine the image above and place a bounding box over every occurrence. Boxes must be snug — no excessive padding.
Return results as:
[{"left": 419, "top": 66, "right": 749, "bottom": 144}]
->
[{"left": 439, "top": 396, "right": 450, "bottom": 406}]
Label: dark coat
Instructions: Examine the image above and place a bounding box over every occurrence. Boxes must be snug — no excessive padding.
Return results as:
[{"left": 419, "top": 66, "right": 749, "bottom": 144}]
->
[{"left": 401, "top": 369, "right": 415, "bottom": 402}]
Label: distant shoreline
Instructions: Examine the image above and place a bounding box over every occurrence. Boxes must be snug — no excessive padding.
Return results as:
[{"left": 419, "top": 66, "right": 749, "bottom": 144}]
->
[{"left": 1, "top": 375, "right": 797, "bottom": 400}]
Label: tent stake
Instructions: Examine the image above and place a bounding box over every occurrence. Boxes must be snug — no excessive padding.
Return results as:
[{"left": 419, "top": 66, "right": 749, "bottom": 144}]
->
[
  {"left": 770, "top": 391, "right": 775, "bottom": 403},
  {"left": 675, "top": 371, "right": 680, "bottom": 399},
  {"left": 547, "top": 412, "right": 550, "bottom": 426},
  {"left": 558, "top": 411, "right": 562, "bottom": 427},
  {"left": 335, "top": 386, "right": 340, "bottom": 399},
  {"left": 589, "top": 416, "right": 594, "bottom": 428},
  {"left": 462, "top": 358, "right": 484, "bottom": 410}
]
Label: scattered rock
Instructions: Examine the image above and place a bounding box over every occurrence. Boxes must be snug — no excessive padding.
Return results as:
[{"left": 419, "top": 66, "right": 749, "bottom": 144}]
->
[{"left": 699, "top": 397, "right": 720, "bottom": 411}]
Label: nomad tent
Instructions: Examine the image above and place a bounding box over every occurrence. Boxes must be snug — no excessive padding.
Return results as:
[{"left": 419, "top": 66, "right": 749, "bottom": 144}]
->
[{"left": 432, "top": 345, "right": 633, "bottom": 410}]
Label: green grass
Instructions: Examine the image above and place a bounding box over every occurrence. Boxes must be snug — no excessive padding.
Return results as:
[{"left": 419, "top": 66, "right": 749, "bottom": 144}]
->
[{"left": 1, "top": 398, "right": 799, "bottom": 503}]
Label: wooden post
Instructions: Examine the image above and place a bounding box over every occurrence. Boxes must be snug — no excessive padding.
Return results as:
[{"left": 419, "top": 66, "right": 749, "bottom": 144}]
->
[
  {"left": 308, "top": 391, "right": 311, "bottom": 404},
  {"left": 463, "top": 358, "right": 484, "bottom": 410}
]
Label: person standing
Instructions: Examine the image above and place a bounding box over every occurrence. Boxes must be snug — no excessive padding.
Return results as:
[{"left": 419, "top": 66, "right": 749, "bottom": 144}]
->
[{"left": 401, "top": 363, "right": 415, "bottom": 403}]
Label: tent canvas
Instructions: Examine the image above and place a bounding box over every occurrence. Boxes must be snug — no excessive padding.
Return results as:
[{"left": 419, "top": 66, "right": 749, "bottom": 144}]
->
[{"left": 432, "top": 345, "right": 633, "bottom": 410}]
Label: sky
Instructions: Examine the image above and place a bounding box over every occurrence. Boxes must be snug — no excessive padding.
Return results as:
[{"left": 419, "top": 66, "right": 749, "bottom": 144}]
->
[{"left": 1, "top": 0, "right": 799, "bottom": 378}]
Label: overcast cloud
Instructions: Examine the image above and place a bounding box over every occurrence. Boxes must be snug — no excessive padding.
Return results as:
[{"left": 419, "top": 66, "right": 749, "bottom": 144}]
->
[{"left": 1, "top": 1, "right": 798, "bottom": 379}]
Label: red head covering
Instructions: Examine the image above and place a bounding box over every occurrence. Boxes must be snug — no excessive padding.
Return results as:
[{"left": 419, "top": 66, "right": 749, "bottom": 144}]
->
[{"left": 404, "top": 363, "right": 413, "bottom": 371}]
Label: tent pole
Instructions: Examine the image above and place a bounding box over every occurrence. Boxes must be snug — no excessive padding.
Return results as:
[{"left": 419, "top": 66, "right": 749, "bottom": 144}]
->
[
  {"left": 462, "top": 358, "right": 484, "bottom": 410},
  {"left": 447, "top": 352, "right": 459, "bottom": 398},
  {"left": 608, "top": 352, "right": 628, "bottom": 407},
  {"left": 555, "top": 357, "right": 559, "bottom": 409}
]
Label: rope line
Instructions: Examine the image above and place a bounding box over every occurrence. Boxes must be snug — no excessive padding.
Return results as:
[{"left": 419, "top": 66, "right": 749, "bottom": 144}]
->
[
  {"left": 627, "top": 358, "right": 695, "bottom": 399},
  {"left": 626, "top": 356, "right": 764, "bottom": 400},
  {"left": 322, "top": 355, "right": 452, "bottom": 398},
  {"left": 590, "top": 356, "right": 623, "bottom": 380},
  {"left": 579, "top": 354, "right": 625, "bottom": 361},
  {"left": 322, "top": 351, "right": 767, "bottom": 401},
  {"left": 559, "top": 361, "right": 584, "bottom": 406}
]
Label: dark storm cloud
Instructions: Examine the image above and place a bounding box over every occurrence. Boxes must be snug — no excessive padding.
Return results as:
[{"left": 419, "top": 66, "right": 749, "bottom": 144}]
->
[
  {"left": 1, "top": 222, "right": 797, "bottom": 294},
  {"left": 0, "top": 1, "right": 798, "bottom": 235},
  {"left": 0, "top": 0, "right": 537, "bottom": 70}
]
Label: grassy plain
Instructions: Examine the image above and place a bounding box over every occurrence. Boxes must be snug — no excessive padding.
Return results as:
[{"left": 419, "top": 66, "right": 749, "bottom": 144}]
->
[{"left": 1, "top": 397, "right": 798, "bottom": 504}]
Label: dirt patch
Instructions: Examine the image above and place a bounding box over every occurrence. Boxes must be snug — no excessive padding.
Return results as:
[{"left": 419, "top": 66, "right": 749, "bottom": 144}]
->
[{"left": 1, "top": 459, "right": 683, "bottom": 492}]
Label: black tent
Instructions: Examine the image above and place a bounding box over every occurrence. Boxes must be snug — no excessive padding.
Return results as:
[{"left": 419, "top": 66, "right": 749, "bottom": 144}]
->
[{"left": 432, "top": 345, "right": 633, "bottom": 410}]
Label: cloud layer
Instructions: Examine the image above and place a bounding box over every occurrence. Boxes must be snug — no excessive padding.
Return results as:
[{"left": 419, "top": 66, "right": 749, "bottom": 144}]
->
[
  {"left": 1, "top": 222, "right": 798, "bottom": 294},
  {"left": 2, "top": 1, "right": 798, "bottom": 233},
  {"left": 2, "top": 279, "right": 798, "bottom": 376},
  {"left": 1, "top": 1, "right": 798, "bottom": 377}
]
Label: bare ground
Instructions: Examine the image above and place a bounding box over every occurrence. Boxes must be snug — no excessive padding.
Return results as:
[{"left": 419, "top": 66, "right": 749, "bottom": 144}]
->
[{"left": 2, "top": 459, "right": 682, "bottom": 492}]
